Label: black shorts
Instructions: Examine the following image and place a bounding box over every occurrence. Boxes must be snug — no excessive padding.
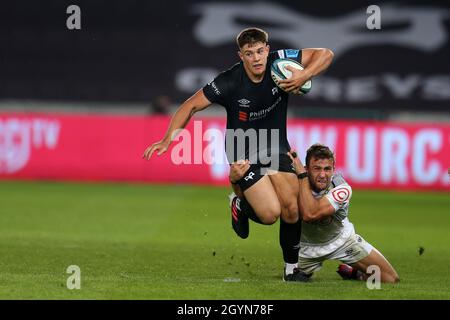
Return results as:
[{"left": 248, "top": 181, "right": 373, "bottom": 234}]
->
[{"left": 235, "top": 154, "right": 296, "bottom": 192}]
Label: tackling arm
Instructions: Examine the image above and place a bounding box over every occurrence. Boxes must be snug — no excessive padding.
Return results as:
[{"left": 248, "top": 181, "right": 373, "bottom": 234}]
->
[
  {"left": 288, "top": 151, "right": 336, "bottom": 222},
  {"left": 298, "top": 178, "right": 335, "bottom": 222}
]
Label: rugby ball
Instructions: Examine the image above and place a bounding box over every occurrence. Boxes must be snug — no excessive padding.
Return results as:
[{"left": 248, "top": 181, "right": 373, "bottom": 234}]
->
[{"left": 271, "top": 58, "right": 312, "bottom": 95}]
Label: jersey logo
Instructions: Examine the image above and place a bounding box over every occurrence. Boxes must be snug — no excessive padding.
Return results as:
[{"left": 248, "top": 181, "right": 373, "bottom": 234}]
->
[
  {"left": 238, "top": 98, "right": 251, "bottom": 107},
  {"left": 238, "top": 111, "right": 248, "bottom": 121},
  {"left": 244, "top": 171, "right": 255, "bottom": 181},
  {"left": 272, "top": 87, "right": 278, "bottom": 95},
  {"left": 285, "top": 49, "right": 299, "bottom": 58},
  {"left": 331, "top": 186, "right": 351, "bottom": 204},
  {"left": 209, "top": 81, "right": 221, "bottom": 96}
]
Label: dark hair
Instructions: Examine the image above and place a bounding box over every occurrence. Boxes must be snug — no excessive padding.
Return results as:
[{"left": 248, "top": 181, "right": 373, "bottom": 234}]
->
[
  {"left": 305, "top": 144, "right": 335, "bottom": 166},
  {"left": 236, "top": 28, "right": 268, "bottom": 49}
]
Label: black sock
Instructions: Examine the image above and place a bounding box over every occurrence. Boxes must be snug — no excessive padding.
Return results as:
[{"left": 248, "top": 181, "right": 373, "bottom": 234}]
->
[
  {"left": 238, "top": 197, "right": 264, "bottom": 224},
  {"left": 279, "top": 218, "right": 302, "bottom": 264}
]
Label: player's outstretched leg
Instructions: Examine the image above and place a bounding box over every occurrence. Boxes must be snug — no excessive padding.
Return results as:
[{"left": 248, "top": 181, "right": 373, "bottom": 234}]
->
[
  {"left": 335, "top": 233, "right": 399, "bottom": 283},
  {"left": 268, "top": 171, "right": 306, "bottom": 282},
  {"left": 280, "top": 219, "right": 308, "bottom": 281},
  {"left": 350, "top": 247, "right": 400, "bottom": 283}
]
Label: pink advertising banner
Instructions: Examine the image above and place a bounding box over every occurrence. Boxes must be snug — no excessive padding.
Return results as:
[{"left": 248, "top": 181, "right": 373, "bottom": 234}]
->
[{"left": 1, "top": 112, "right": 449, "bottom": 191}]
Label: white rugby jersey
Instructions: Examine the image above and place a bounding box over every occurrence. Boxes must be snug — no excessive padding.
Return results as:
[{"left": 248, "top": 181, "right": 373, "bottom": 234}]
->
[{"left": 300, "top": 173, "right": 355, "bottom": 248}]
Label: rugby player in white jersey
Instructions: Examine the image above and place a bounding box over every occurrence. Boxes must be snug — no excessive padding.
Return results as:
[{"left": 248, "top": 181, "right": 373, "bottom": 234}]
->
[
  {"left": 289, "top": 144, "right": 399, "bottom": 282},
  {"left": 230, "top": 144, "right": 399, "bottom": 283}
]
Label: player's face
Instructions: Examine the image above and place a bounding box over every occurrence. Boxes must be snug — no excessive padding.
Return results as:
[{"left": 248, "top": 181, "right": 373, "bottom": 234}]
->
[
  {"left": 238, "top": 42, "right": 269, "bottom": 78},
  {"left": 307, "top": 158, "right": 335, "bottom": 192}
]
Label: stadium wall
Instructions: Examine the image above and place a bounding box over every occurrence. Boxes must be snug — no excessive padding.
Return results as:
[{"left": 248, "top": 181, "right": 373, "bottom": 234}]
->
[{"left": 0, "top": 112, "right": 449, "bottom": 191}]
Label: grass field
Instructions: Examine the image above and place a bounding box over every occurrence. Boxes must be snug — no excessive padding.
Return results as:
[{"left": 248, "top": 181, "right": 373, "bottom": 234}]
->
[{"left": 0, "top": 181, "right": 449, "bottom": 300}]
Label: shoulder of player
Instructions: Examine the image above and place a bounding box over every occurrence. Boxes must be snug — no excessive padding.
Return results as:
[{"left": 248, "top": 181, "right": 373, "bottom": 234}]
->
[
  {"left": 203, "top": 63, "right": 239, "bottom": 101},
  {"left": 325, "top": 173, "right": 351, "bottom": 202},
  {"left": 214, "top": 62, "right": 242, "bottom": 89},
  {"left": 331, "top": 172, "right": 351, "bottom": 189},
  {"left": 220, "top": 62, "right": 242, "bottom": 77}
]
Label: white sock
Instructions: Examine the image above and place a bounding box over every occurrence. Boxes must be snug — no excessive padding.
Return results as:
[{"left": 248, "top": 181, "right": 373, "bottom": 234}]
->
[{"left": 285, "top": 263, "right": 298, "bottom": 275}]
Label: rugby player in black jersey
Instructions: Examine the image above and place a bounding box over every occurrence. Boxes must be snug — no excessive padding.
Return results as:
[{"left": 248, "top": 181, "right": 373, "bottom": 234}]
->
[{"left": 143, "top": 28, "right": 333, "bottom": 281}]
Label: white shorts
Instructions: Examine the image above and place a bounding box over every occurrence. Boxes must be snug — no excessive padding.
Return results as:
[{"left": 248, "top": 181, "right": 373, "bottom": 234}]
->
[{"left": 298, "top": 233, "right": 373, "bottom": 275}]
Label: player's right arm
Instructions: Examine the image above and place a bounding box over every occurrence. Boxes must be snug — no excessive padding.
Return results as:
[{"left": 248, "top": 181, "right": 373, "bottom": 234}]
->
[
  {"left": 142, "top": 89, "right": 212, "bottom": 160},
  {"left": 288, "top": 151, "right": 351, "bottom": 222}
]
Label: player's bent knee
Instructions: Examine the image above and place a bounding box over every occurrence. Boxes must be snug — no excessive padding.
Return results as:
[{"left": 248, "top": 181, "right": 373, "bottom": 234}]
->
[
  {"left": 258, "top": 207, "right": 280, "bottom": 225},
  {"left": 281, "top": 203, "right": 299, "bottom": 223},
  {"left": 260, "top": 215, "right": 278, "bottom": 225}
]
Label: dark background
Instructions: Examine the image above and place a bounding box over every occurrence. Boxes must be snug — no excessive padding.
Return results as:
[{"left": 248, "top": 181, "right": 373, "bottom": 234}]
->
[{"left": 1, "top": 0, "right": 449, "bottom": 114}]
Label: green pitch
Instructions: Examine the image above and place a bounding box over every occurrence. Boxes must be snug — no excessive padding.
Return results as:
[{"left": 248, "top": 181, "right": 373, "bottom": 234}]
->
[{"left": 0, "top": 181, "right": 449, "bottom": 299}]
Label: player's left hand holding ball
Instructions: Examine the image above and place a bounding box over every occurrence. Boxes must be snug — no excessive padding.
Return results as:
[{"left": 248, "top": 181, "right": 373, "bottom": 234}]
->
[{"left": 278, "top": 66, "right": 312, "bottom": 94}]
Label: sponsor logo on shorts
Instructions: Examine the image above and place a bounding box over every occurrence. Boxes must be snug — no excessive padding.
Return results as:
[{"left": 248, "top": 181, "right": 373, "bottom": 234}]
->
[{"left": 244, "top": 171, "right": 255, "bottom": 181}]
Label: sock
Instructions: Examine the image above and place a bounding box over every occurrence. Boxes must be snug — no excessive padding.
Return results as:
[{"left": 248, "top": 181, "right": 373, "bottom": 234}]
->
[
  {"left": 279, "top": 218, "right": 302, "bottom": 264},
  {"left": 236, "top": 197, "right": 264, "bottom": 224},
  {"left": 284, "top": 263, "right": 298, "bottom": 275}
]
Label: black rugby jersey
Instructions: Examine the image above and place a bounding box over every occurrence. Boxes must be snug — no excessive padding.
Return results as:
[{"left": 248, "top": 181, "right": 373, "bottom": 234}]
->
[{"left": 203, "top": 49, "right": 302, "bottom": 163}]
